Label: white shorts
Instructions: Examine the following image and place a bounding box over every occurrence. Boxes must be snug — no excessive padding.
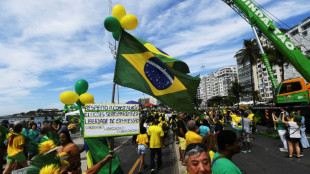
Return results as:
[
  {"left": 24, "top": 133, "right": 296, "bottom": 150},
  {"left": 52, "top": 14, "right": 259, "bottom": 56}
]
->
[{"left": 243, "top": 132, "right": 251, "bottom": 142}]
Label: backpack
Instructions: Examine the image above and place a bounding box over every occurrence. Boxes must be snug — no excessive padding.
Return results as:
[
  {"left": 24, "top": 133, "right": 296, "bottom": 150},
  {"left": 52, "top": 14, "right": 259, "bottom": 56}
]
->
[
  {"left": 162, "top": 122, "right": 169, "bottom": 131},
  {"left": 171, "top": 120, "right": 177, "bottom": 130}
]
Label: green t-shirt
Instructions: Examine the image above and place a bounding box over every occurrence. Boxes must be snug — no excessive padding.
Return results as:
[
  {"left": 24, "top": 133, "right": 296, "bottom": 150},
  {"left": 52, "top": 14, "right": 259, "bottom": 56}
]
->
[
  {"left": 277, "top": 119, "right": 286, "bottom": 130},
  {"left": 212, "top": 152, "right": 242, "bottom": 174}
]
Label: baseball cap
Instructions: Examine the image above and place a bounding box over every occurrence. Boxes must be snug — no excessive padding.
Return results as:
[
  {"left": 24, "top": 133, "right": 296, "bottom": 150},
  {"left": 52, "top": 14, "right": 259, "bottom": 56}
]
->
[{"left": 294, "top": 115, "right": 302, "bottom": 121}]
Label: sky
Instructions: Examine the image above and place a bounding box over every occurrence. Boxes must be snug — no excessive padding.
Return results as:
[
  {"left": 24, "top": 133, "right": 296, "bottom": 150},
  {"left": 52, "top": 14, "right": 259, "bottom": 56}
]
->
[{"left": 0, "top": 0, "right": 309, "bottom": 116}]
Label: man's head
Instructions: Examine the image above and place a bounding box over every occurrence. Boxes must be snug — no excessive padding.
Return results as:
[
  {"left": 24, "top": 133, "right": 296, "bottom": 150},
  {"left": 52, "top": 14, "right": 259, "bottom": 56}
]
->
[
  {"left": 1, "top": 120, "right": 9, "bottom": 128},
  {"left": 217, "top": 130, "right": 240, "bottom": 155},
  {"left": 242, "top": 112, "right": 248, "bottom": 118},
  {"left": 179, "top": 113, "right": 185, "bottom": 120},
  {"left": 214, "top": 117, "right": 219, "bottom": 123},
  {"left": 187, "top": 120, "right": 196, "bottom": 131},
  {"left": 153, "top": 119, "right": 159, "bottom": 125},
  {"left": 297, "top": 109, "right": 301, "bottom": 115},
  {"left": 184, "top": 143, "right": 211, "bottom": 174}
]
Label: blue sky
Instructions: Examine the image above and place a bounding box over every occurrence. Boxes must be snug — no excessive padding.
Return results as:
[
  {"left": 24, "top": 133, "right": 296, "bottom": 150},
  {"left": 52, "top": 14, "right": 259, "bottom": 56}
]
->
[{"left": 0, "top": 0, "right": 309, "bottom": 116}]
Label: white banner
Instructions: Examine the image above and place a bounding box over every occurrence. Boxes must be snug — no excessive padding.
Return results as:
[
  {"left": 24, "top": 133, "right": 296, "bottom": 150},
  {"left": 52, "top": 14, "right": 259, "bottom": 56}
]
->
[{"left": 84, "top": 104, "right": 140, "bottom": 138}]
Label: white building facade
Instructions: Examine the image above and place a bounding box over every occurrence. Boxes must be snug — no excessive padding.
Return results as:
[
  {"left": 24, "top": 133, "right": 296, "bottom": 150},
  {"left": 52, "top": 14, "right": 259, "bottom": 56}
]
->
[
  {"left": 284, "top": 16, "right": 310, "bottom": 81},
  {"left": 198, "top": 66, "right": 238, "bottom": 104}
]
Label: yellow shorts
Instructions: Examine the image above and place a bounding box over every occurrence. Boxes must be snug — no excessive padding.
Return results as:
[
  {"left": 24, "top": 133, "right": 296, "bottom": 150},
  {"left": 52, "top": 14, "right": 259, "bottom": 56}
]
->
[{"left": 179, "top": 137, "right": 186, "bottom": 150}]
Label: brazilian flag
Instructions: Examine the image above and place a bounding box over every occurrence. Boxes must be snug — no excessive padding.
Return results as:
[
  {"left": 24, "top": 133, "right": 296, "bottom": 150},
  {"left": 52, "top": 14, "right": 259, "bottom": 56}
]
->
[
  {"left": 134, "top": 37, "right": 190, "bottom": 74},
  {"left": 114, "top": 30, "right": 200, "bottom": 114}
]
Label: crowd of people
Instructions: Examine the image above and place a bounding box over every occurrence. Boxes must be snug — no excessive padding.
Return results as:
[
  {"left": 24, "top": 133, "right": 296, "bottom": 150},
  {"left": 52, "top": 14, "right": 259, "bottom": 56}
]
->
[
  {"left": 0, "top": 107, "right": 308, "bottom": 174},
  {"left": 137, "top": 107, "right": 309, "bottom": 174},
  {"left": 137, "top": 109, "right": 252, "bottom": 174}
]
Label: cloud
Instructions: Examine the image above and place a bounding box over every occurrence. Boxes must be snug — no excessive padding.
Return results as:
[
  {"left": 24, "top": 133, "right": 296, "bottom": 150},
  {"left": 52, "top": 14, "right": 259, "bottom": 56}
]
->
[{"left": 0, "top": 0, "right": 309, "bottom": 116}]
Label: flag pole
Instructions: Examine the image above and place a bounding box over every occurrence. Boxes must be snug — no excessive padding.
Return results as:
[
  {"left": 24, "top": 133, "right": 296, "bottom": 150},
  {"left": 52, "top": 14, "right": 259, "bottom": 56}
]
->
[{"left": 109, "top": 29, "right": 123, "bottom": 174}]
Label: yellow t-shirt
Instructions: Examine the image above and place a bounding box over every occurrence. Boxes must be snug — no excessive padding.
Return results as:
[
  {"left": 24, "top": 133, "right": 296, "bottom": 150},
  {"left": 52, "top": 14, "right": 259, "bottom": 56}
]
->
[
  {"left": 247, "top": 114, "right": 254, "bottom": 121},
  {"left": 7, "top": 133, "right": 25, "bottom": 157},
  {"left": 230, "top": 114, "right": 237, "bottom": 124},
  {"left": 209, "top": 150, "right": 215, "bottom": 163},
  {"left": 136, "top": 134, "right": 149, "bottom": 146},
  {"left": 148, "top": 125, "right": 164, "bottom": 148},
  {"left": 185, "top": 130, "right": 202, "bottom": 146},
  {"left": 235, "top": 116, "right": 242, "bottom": 127}
]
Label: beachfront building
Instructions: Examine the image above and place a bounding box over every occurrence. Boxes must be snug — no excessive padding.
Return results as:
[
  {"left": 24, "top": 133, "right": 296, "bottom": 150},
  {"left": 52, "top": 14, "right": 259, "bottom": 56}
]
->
[
  {"left": 235, "top": 51, "right": 259, "bottom": 102},
  {"left": 284, "top": 16, "right": 310, "bottom": 81},
  {"left": 198, "top": 66, "right": 237, "bottom": 105},
  {"left": 138, "top": 96, "right": 158, "bottom": 106}
]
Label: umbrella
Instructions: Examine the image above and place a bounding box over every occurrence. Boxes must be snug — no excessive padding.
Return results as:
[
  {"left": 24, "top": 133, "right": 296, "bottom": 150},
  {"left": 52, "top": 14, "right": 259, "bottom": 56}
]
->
[
  {"left": 126, "top": 100, "right": 142, "bottom": 106},
  {"left": 144, "top": 103, "right": 154, "bottom": 107}
]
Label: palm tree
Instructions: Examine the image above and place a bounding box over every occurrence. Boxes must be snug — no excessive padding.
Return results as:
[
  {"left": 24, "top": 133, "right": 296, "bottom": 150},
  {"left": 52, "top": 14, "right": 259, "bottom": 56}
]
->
[
  {"left": 228, "top": 80, "right": 247, "bottom": 109},
  {"left": 264, "top": 46, "right": 288, "bottom": 81},
  {"left": 235, "top": 39, "right": 260, "bottom": 105}
]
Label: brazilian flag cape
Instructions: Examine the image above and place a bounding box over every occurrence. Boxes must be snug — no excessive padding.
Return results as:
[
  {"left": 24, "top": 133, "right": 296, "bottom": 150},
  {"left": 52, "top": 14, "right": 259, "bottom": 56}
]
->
[{"left": 114, "top": 30, "right": 200, "bottom": 114}]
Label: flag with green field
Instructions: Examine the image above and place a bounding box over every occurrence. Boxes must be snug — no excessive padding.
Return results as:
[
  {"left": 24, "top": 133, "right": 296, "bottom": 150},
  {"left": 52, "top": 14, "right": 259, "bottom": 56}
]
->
[{"left": 114, "top": 30, "right": 200, "bottom": 114}]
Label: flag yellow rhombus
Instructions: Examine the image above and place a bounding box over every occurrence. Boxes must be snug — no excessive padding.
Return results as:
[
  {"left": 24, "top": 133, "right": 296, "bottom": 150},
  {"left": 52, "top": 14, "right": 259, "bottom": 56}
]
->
[{"left": 122, "top": 52, "right": 187, "bottom": 96}]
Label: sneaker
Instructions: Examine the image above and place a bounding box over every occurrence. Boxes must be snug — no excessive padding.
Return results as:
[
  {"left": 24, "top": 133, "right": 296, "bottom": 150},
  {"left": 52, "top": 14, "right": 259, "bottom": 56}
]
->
[
  {"left": 247, "top": 150, "right": 251, "bottom": 153},
  {"left": 242, "top": 150, "right": 247, "bottom": 153},
  {"left": 300, "top": 153, "right": 304, "bottom": 157},
  {"left": 286, "top": 156, "right": 293, "bottom": 160},
  {"left": 279, "top": 147, "right": 284, "bottom": 150},
  {"left": 150, "top": 169, "right": 155, "bottom": 174},
  {"left": 280, "top": 148, "right": 288, "bottom": 152}
]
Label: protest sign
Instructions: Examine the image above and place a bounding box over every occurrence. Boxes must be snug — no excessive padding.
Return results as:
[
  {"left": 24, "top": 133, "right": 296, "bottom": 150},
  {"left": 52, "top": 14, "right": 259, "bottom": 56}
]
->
[{"left": 84, "top": 104, "right": 140, "bottom": 138}]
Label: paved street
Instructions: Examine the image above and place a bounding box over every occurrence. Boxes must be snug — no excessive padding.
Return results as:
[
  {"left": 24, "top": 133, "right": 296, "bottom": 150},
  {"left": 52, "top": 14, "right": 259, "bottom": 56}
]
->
[{"left": 73, "top": 125, "right": 310, "bottom": 174}]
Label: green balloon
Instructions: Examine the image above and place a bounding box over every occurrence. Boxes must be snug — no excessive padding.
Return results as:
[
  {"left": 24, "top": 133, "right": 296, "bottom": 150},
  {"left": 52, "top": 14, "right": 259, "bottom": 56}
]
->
[
  {"left": 76, "top": 99, "right": 85, "bottom": 107},
  {"left": 104, "top": 16, "right": 121, "bottom": 32},
  {"left": 112, "top": 30, "right": 120, "bottom": 41},
  {"left": 75, "top": 79, "right": 88, "bottom": 95}
]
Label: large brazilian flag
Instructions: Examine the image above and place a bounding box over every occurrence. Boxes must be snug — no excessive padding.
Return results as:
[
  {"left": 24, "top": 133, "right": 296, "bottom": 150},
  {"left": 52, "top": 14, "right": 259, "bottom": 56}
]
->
[{"left": 114, "top": 30, "right": 200, "bottom": 114}]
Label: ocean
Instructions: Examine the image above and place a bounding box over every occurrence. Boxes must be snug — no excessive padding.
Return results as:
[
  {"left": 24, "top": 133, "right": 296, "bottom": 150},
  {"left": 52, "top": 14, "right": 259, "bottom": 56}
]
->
[{"left": 0, "top": 116, "right": 65, "bottom": 124}]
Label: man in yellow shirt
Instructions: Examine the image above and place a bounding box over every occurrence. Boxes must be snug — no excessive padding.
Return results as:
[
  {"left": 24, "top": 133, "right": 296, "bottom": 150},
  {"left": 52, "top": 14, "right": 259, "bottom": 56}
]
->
[
  {"left": 148, "top": 119, "right": 164, "bottom": 173},
  {"left": 185, "top": 120, "right": 202, "bottom": 146}
]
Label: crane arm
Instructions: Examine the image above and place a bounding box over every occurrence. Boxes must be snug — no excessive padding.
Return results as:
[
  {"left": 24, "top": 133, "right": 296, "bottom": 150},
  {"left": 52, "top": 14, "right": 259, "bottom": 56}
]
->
[{"left": 222, "top": 0, "right": 310, "bottom": 83}]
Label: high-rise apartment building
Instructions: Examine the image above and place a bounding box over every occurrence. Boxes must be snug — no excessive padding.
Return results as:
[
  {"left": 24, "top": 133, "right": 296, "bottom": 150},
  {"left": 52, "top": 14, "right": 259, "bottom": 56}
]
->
[
  {"left": 284, "top": 16, "right": 310, "bottom": 81},
  {"left": 198, "top": 66, "right": 237, "bottom": 104}
]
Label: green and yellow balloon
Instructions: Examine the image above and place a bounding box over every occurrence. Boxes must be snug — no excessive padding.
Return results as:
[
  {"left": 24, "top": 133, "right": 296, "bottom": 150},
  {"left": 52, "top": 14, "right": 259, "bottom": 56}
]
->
[
  {"left": 60, "top": 79, "right": 95, "bottom": 106},
  {"left": 104, "top": 4, "right": 139, "bottom": 40}
]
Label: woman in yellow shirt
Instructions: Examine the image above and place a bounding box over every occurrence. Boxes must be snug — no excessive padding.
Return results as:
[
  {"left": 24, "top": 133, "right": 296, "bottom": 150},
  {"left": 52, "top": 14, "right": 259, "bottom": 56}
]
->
[
  {"left": 136, "top": 127, "right": 149, "bottom": 173},
  {"left": 3, "top": 121, "right": 28, "bottom": 174}
]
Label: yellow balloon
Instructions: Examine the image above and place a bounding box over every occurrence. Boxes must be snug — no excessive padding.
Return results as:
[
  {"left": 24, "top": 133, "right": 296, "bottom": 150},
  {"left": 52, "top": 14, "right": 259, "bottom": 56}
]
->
[
  {"left": 79, "top": 93, "right": 95, "bottom": 105},
  {"left": 112, "top": 4, "right": 126, "bottom": 21},
  {"left": 60, "top": 91, "right": 79, "bottom": 105},
  {"left": 120, "top": 14, "right": 138, "bottom": 30}
]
